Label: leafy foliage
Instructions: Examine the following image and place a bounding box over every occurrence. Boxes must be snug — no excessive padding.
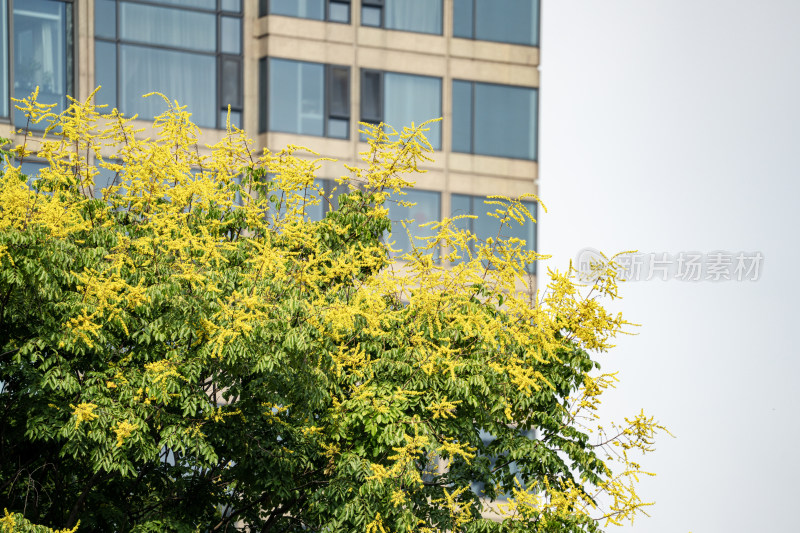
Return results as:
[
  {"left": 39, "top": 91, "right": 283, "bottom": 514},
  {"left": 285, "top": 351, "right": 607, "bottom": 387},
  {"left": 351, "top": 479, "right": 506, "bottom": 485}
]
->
[{"left": 0, "top": 90, "right": 666, "bottom": 532}]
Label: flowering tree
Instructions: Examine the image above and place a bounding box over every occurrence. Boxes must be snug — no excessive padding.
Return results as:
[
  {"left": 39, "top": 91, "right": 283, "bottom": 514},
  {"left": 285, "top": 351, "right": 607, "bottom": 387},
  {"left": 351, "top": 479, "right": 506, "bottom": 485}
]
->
[{"left": 0, "top": 90, "right": 666, "bottom": 532}]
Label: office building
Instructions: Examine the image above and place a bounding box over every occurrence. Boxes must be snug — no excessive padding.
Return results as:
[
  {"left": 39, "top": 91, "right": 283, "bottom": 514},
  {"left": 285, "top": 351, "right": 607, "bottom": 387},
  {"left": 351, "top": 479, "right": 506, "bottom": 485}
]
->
[{"left": 0, "top": 0, "right": 539, "bottom": 267}]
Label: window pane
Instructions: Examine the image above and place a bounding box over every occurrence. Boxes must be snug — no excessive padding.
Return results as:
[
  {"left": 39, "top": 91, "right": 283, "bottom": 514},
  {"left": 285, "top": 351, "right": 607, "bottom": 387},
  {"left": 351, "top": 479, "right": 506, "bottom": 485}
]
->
[
  {"left": 269, "top": 59, "right": 324, "bottom": 136},
  {"left": 271, "top": 0, "right": 324, "bottom": 20},
  {"left": 450, "top": 195, "right": 536, "bottom": 271},
  {"left": 327, "top": 118, "right": 348, "bottom": 139},
  {"left": 474, "top": 83, "right": 537, "bottom": 160},
  {"left": 220, "top": 109, "right": 241, "bottom": 129},
  {"left": 120, "top": 44, "right": 217, "bottom": 127},
  {"left": 360, "top": 70, "right": 381, "bottom": 123},
  {"left": 308, "top": 178, "right": 341, "bottom": 221},
  {"left": 95, "top": 0, "right": 116, "bottom": 39},
  {"left": 94, "top": 41, "right": 117, "bottom": 109},
  {"left": 475, "top": 0, "right": 539, "bottom": 46},
  {"left": 385, "top": 0, "right": 441, "bottom": 34},
  {"left": 120, "top": 2, "right": 216, "bottom": 52},
  {"left": 329, "top": 2, "right": 350, "bottom": 23},
  {"left": 221, "top": 17, "right": 241, "bottom": 55},
  {"left": 452, "top": 0, "right": 472, "bottom": 38},
  {"left": 361, "top": 6, "right": 381, "bottom": 26},
  {"left": 0, "top": 0, "right": 8, "bottom": 117},
  {"left": 221, "top": 0, "right": 242, "bottom": 13},
  {"left": 329, "top": 66, "right": 349, "bottom": 118},
  {"left": 384, "top": 73, "right": 441, "bottom": 149},
  {"left": 451, "top": 80, "right": 472, "bottom": 154},
  {"left": 14, "top": 0, "right": 70, "bottom": 127},
  {"left": 154, "top": 0, "right": 216, "bottom": 10},
  {"left": 387, "top": 189, "right": 440, "bottom": 256},
  {"left": 221, "top": 56, "right": 242, "bottom": 108}
]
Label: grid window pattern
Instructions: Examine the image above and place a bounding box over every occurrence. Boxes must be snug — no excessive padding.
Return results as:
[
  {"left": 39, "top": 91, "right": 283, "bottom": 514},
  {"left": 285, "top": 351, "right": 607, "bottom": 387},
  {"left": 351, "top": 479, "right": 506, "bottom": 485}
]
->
[
  {"left": 386, "top": 189, "right": 440, "bottom": 257},
  {"left": 452, "top": 80, "right": 538, "bottom": 160},
  {"left": 360, "top": 70, "right": 441, "bottom": 149},
  {"left": 262, "top": 58, "right": 350, "bottom": 139},
  {"left": 453, "top": 0, "right": 539, "bottom": 46},
  {"left": 10, "top": 0, "right": 74, "bottom": 128},
  {"left": 262, "top": 0, "right": 350, "bottom": 23},
  {"left": 361, "top": 0, "right": 442, "bottom": 35},
  {"left": 94, "top": 0, "right": 243, "bottom": 130},
  {"left": 451, "top": 194, "right": 536, "bottom": 273}
]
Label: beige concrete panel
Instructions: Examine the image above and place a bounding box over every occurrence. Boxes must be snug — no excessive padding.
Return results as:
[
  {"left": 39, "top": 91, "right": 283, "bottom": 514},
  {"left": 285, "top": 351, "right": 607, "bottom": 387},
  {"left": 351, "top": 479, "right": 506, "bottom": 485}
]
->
[
  {"left": 356, "top": 47, "right": 447, "bottom": 78},
  {"left": 357, "top": 27, "right": 447, "bottom": 56},
  {"left": 265, "top": 132, "right": 353, "bottom": 161},
  {"left": 264, "top": 36, "right": 354, "bottom": 66},
  {"left": 261, "top": 16, "right": 356, "bottom": 45},
  {"left": 447, "top": 171, "right": 537, "bottom": 199},
  {"left": 354, "top": 141, "right": 445, "bottom": 172},
  {"left": 449, "top": 58, "right": 539, "bottom": 87},
  {"left": 449, "top": 153, "right": 538, "bottom": 181},
  {"left": 450, "top": 39, "right": 540, "bottom": 67},
  {"left": 77, "top": 0, "right": 92, "bottom": 101}
]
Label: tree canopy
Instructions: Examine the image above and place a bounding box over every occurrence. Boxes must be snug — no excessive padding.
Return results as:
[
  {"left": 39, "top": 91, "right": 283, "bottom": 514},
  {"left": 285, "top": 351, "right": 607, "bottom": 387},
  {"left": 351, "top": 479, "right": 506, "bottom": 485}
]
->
[{"left": 0, "top": 90, "right": 666, "bottom": 532}]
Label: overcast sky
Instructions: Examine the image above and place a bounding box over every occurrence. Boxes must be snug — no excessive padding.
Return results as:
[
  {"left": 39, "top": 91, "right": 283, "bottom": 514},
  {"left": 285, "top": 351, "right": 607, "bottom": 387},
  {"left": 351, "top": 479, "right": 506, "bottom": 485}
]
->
[{"left": 539, "top": 1, "right": 800, "bottom": 531}]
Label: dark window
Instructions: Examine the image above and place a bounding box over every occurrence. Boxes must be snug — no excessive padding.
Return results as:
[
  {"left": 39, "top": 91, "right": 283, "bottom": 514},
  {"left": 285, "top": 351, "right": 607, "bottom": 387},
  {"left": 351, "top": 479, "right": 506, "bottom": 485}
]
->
[
  {"left": 386, "top": 189, "right": 441, "bottom": 258},
  {"left": 264, "top": 0, "right": 350, "bottom": 23},
  {"left": 451, "top": 194, "right": 536, "bottom": 273},
  {"left": 264, "top": 58, "right": 350, "bottom": 139},
  {"left": 454, "top": 0, "right": 539, "bottom": 46},
  {"left": 360, "top": 70, "right": 441, "bottom": 149},
  {"left": 452, "top": 80, "right": 538, "bottom": 160},
  {"left": 94, "top": 0, "right": 243, "bottom": 130},
  {"left": 362, "top": 0, "right": 442, "bottom": 35},
  {"left": 11, "top": 0, "right": 74, "bottom": 128}
]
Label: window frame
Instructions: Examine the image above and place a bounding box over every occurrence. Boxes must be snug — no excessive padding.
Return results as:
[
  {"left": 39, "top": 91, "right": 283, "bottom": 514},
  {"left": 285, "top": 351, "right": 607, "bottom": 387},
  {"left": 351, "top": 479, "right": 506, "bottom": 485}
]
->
[
  {"left": 261, "top": 57, "right": 351, "bottom": 139},
  {"left": 453, "top": 0, "right": 540, "bottom": 47},
  {"left": 359, "top": 68, "right": 442, "bottom": 150},
  {"left": 94, "top": 0, "right": 243, "bottom": 130},
  {"left": 5, "top": 0, "right": 75, "bottom": 127},
  {"left": 452, "top": 79, "right": 539, "bottom": 161},
  {"left": 260, "top": 0, "right": 351, "bottom": 24},
  {"left": 360, "top": 0, "right": 443, "bottom": 35}
]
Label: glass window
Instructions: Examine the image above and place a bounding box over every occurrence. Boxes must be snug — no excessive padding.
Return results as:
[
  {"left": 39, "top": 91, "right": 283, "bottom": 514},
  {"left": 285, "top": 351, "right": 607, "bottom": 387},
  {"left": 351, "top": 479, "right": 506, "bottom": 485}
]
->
[
  {"left": 362, "top": 0, "right": 441, "bottom": 35},
  {"left": 451, "top": 194, "right": 536, "bottom": 273},
  {"left": 361, "top": 70, "right": 441, "bottom": 150},
  {"left": 452, "top": 80, "right": 537, "bottom": 160},
  {"left": 269, "top": 58, "right": 323, "bottom": 136},
  {"left": 13, "top": 0, "right": 73, "bottom": 128},
  {"left": 306, "top": 179, "right": 342, "bottom": 221},
  {"left": 95, "top": 0, "right": 115, "bottom": 39},
  {"left": 0, "top": 0, "right": 8, "bottom": 117},
  {"left": 454, "top": 0, "right": 539, "bottom": 46},
  {"left": 268, "top": 0, "right": 350, "bottom": 23},
  {"left": 120, "top": 45, "right": 217, "bottom": 128},
  {"left": 220, "top": 16, "right": 241, "bottom": 55},
  {"left": 95, "top": 0, "right": 242, "bottom": 130},
  {"left": 265, "top": 58, "right": 350, "bottom": 139},
  {"left": 119, "top": 3, "right": 215, "bottom": 52},
  {"left": 386, "top": 189, "right": 440, "bottom": 257}
]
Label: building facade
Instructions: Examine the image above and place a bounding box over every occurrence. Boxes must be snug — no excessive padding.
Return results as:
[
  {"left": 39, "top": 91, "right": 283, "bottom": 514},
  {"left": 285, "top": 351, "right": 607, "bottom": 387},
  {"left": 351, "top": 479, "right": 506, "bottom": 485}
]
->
[{"left": 0, "top": 0, "right": 540, "bottom": 265}]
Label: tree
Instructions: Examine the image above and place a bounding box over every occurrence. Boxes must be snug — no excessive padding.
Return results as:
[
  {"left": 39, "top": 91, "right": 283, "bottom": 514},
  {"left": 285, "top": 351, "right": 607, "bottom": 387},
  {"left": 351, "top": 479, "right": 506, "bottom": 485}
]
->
[{"left": 0, "top": 89, "right": 666, "bottom": 532}]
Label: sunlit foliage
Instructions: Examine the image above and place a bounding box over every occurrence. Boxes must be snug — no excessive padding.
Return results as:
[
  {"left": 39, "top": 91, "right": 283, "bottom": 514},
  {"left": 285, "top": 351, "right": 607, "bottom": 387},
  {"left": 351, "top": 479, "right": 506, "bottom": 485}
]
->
[{"left": 0, "top": 90, "right": 666, "bottom": 532}]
